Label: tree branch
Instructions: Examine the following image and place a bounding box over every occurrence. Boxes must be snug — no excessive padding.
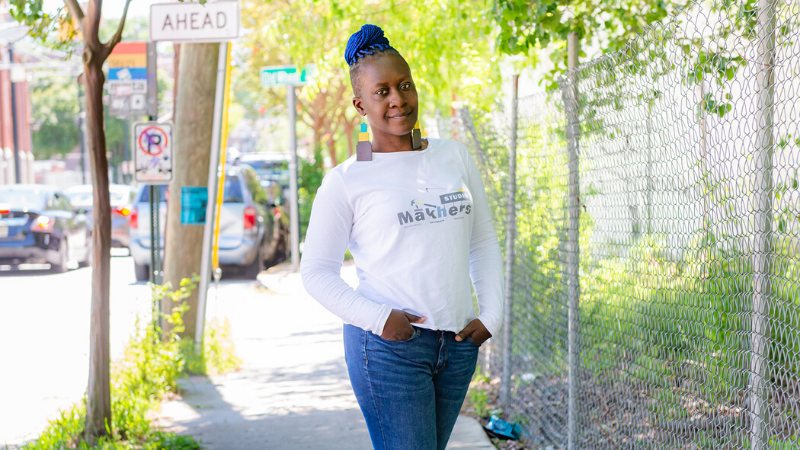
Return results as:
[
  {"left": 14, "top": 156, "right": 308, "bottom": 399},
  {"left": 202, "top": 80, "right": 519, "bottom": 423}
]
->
[
  {"left": 63, "top": 0, "right": 85, "bottom": 35},
  {"left": 102, "top": 0, "right": 133, "bottom": 60}
]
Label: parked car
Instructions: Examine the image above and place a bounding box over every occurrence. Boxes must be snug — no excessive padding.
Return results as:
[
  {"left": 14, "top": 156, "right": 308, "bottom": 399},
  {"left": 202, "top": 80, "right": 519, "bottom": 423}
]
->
[
  {"left": 64, "top": 184, "right": 136, "bottom": 249},
  {"left": 0, "top": 184, "right": 91, "bottom": 272},
  {"left": 129, "top": 164, "right": 281, "bottom": 281}
]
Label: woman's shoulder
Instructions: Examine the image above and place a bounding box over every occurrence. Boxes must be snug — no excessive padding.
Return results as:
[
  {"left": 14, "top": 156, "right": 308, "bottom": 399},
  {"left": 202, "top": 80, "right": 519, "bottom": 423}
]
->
[
  {"left": 425, "top": 137, "right": 470, "bottom": 158},
  {"left": 426, "top": 137, "right": 463, "bottom": 150}
]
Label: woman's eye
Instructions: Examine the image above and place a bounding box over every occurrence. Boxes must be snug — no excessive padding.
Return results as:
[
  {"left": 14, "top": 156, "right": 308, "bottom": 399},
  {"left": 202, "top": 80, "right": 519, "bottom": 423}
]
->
[
  {"left": 375, "top": 89, "right": 387, "bottom": 95},
  {"left": 400, "top": 83, "right": 410, "bottom": 90}
]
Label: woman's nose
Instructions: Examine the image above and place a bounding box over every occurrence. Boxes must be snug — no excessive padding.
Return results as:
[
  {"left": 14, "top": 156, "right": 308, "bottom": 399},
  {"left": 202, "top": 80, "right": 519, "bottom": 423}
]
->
[{"left": 389, "top": 89, "right": 407, "bottom": 107}]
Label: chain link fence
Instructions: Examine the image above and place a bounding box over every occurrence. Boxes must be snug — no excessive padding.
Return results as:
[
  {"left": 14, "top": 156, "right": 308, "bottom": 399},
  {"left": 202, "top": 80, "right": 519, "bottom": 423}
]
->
[{"left": 450, "top": 0, "right": 800, "bottom": 448}]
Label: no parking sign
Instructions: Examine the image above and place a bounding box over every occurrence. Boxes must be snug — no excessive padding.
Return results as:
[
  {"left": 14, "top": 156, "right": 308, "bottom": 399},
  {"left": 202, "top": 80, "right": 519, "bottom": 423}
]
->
[{"left": 133, "top": 122, "right": 173, "bottom": 184}]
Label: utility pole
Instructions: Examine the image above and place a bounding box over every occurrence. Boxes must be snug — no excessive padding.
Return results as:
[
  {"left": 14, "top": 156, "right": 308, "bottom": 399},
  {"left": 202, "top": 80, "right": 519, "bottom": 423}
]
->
[
  {"left": 287, "top": 85, "right": 300, "bottom": 271},
  {"left": 8, "top": 44, "right": 20, "bottom": 184}
]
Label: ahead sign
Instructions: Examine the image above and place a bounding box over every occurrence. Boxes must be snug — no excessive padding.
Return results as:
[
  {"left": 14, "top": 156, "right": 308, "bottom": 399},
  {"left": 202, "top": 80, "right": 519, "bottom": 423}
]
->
[{"left": 150, "top": 2, "right": 240, "bottom": 42}]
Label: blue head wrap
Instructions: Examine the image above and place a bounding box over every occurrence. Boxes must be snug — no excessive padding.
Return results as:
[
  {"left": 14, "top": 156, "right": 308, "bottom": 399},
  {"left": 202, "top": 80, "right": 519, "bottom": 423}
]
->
[{"left": 345, "top": 24, "right": 394, "bottom": 67}]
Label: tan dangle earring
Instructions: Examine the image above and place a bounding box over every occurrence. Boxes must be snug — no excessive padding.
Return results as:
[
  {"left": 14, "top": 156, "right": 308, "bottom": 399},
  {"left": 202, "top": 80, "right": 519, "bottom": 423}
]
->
[{"left": 411, "top": 120, "right": 422, "bottom": 149}]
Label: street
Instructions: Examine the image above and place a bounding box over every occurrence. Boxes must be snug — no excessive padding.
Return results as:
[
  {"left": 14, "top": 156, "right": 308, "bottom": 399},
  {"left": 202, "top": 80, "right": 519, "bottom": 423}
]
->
[{"left": 0, "top": 251, "right": 152, "bottom": 447}]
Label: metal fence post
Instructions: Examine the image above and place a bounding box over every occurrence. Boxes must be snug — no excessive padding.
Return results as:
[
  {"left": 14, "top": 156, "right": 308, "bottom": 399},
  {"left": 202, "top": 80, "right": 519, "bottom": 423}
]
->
[
  {"left": 500, "top": 74, "right": 520, "bottom": 408},
  {"left": 565, "top": 31, "right": 581, "bottom": 450},
  {"left": 750, "top": 0, "right": 775, "bottom": 448}
]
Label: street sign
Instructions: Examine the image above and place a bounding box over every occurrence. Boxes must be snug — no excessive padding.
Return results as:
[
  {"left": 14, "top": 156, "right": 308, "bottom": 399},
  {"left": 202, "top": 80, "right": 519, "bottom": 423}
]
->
[
  {"left": 259, "top": 64, "right": 315, "bottom": 270},
  {"left": 150, "top": 1, "right": 240, "bottom": 42},
  {"left": 180, "top": 186, "right": 208, "bottom": 225},
  {"left": 108, "top": 42, "right": 149, "bottom": 117},
  {"left": 133, "top": 122, "right": 173, "bottom": 184},
  {"left": 260, "top": 65, "right": 316, "bottom": 87}
]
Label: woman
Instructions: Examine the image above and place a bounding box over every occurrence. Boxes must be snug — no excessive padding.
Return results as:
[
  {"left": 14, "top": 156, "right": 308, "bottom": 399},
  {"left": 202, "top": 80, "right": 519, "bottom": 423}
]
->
[{"left": 300, "top": 24, "right": 504, "bottom": 450}]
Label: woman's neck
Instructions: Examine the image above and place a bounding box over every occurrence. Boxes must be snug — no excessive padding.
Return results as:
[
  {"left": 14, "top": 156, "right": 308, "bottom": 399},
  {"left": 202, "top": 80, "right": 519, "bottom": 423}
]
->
[{"left": 371, "top": 131, "right": 427, "bottom": 153}]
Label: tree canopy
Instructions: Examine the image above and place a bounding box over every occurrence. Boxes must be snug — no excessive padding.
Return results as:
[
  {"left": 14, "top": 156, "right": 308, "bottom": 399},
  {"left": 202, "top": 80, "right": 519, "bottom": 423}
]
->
[{"left": 493, "top": 0, "right": 688, "bottom": 87}]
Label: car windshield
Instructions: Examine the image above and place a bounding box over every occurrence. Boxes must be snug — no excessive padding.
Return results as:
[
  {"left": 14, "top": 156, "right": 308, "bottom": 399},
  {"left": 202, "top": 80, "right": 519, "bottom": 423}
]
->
[
  {"left": 0, "top": 188, "right": 48, "bottom": 211},
  {"left": 66, "top": 186, "right": 132, "bottom": 206},
  {"left": 223, "top": 176, "right": 244, "bottom": 203},
  {"left": 241, "top": 160, "right": 289, "bottom": 184},
  {"left": 65, "top": 191, "right": 93, "bottom": 205}
]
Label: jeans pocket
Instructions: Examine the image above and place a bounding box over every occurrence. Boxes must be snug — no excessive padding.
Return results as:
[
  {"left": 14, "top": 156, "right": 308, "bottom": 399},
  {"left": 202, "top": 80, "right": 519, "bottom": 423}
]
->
[
  {"left": 377, "top": 327, "right": 420, "bottom": 343},
  {"left": 466, "top": 336, "right": 482, "bottom": 347}
]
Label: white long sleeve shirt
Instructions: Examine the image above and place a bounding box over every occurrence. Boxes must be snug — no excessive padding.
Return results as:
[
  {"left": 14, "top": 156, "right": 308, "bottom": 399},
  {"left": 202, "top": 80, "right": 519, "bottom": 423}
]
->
[{"left": 300, "top": 137, "right": 504, "bottom": 338}]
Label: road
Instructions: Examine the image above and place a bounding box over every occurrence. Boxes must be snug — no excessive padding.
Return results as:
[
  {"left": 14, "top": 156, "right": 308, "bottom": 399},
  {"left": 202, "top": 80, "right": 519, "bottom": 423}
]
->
[{"left": 0, "top": 251, "right": 152, "bottom": 447}]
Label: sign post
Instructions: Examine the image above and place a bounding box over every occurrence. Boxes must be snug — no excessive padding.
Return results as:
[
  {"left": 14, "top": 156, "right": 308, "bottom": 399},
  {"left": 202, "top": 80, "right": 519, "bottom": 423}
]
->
[
  {"left": 194, "top": 42, "right": 232, "bottom": 350},
  {"left": 260, "top": 64, "right": 316, "bottom": 271},
  {"left": 149, "top": 1, "right": 238, "bottom": 349},
  {"left": 133, "top": 121, "right": 172, "bottom": 293}
]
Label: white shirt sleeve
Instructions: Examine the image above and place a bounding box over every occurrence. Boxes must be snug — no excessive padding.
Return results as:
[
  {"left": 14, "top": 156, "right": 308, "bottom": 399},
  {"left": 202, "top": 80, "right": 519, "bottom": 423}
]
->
[
  {"left": 300, "top": 170, "right": 394, "bottom": 336},
  {"left": 463, "top": 146, "right": 505, "bottom": 338}
]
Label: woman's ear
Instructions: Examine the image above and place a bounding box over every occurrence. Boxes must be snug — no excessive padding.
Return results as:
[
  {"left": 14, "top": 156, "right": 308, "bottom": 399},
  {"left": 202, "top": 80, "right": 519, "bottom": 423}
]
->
[{"left": 352, "top": 96, "right": 365, "bottom": 116}]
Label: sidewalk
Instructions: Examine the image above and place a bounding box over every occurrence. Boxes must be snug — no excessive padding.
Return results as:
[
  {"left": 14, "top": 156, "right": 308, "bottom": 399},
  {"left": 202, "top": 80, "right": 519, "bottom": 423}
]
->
[{"left": 154, "top": 261, "right": 493, "bottom": 450}]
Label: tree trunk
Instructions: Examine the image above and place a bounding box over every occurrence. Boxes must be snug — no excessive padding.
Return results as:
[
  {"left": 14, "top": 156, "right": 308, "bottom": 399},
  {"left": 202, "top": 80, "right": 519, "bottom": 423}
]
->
[
  {"left": 326, "top": 132, "right": 338, "bottom": 167},
  {"left": 83, "top": 51, "right": 112, "bottom": 443},
  {"left": 162, "top": 42, "right": 220, "bottom": 339}
]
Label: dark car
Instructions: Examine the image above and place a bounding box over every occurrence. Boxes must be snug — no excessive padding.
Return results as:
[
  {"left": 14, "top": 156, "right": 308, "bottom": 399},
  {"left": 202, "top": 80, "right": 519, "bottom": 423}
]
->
[
  {"left": 64, "top": 184, "right": 136, "bottom": 249},
  {"left": 261, "top": 179, "right": 290, "bottom": 266},
  {"left": 0, "top": 184, "right": 91, "bottom": 272}
]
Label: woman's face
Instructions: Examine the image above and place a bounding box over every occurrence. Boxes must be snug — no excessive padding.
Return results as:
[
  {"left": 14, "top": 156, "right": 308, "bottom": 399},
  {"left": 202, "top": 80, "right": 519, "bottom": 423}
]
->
[{"left": 353, "top": 54, "right": 419, "bottom": 137}]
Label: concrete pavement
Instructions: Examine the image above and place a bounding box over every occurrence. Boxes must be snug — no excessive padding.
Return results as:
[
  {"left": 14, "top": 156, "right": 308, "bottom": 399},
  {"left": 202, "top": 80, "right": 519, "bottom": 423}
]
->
[{"left": 154, "top": 261, "right": 494, "bottom": 449}]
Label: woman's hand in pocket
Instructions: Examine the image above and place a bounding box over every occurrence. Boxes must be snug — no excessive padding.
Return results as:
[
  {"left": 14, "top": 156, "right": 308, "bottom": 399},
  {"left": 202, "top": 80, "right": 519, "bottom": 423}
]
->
[
  {"left": 381, "top": 309, "right": 426, "bottom": 341},
  {"left": 455, "top": 319, "right": 491, "bottom": 345}
]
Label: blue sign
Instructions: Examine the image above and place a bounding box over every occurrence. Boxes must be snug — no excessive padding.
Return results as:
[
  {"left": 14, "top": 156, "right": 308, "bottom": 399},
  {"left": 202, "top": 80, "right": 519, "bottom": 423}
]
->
[
  {"left": 109, "top": 67, "right": 147, "bottom": 81},
  {"left": 181, "top": 186, "right": 208, "bottom": 225}
]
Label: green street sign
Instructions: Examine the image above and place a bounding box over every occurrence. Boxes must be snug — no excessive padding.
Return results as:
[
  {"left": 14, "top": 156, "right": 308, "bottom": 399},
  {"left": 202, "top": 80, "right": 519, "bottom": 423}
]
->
[{"left": 260, "top": 65, "right": 316, "bottom": 87}]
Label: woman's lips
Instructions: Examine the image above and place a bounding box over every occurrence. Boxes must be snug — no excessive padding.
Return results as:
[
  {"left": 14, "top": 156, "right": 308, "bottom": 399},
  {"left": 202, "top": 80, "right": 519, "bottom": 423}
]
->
[{"left": 388, "top": 111, "right": 412, "bottom": 120}]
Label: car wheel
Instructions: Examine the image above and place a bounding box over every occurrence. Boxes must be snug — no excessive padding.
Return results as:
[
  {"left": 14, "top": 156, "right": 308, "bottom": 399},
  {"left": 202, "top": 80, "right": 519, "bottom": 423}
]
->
[
  {"left": 134, "top": 262, "right": 150, "bottom": 282},
  {"left": 79, "top": 234, "right": 92, "bottom": 268},
  {"left": 51, "top": 239, "right": 69, "bottom": 273},
  {"left": 244, "top": 244, "right": 262, "bottom": 280}
]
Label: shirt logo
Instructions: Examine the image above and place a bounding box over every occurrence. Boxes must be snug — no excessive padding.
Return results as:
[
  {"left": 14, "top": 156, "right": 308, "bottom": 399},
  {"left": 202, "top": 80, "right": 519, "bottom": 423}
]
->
[{"left": 396, "top": 188, "right": 472, "bottom": 227}]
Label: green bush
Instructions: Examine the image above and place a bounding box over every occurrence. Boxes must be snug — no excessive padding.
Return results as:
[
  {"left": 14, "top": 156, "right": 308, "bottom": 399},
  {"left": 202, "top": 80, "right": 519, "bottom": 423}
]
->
[{"left": 19, "top": 275, "right": 240, "bottom": 450}]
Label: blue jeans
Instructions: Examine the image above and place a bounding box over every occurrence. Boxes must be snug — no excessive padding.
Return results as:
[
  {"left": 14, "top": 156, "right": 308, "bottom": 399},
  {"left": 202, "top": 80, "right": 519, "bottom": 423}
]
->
[{"left": 343, "top": 323, "right": 481, "bottom": 450}]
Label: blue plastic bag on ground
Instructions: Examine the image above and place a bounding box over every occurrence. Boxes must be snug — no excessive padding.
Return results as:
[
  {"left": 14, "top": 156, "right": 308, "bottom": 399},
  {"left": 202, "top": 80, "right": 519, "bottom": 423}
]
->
[{"left": 483, "top": 414, "right": 522, "bottom": 440}]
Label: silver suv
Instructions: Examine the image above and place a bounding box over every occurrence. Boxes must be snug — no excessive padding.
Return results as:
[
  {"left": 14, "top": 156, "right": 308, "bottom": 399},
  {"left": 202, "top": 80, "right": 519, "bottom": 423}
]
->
[{"left": 129, "top": 164, "right": 280, "bottom": 281}]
